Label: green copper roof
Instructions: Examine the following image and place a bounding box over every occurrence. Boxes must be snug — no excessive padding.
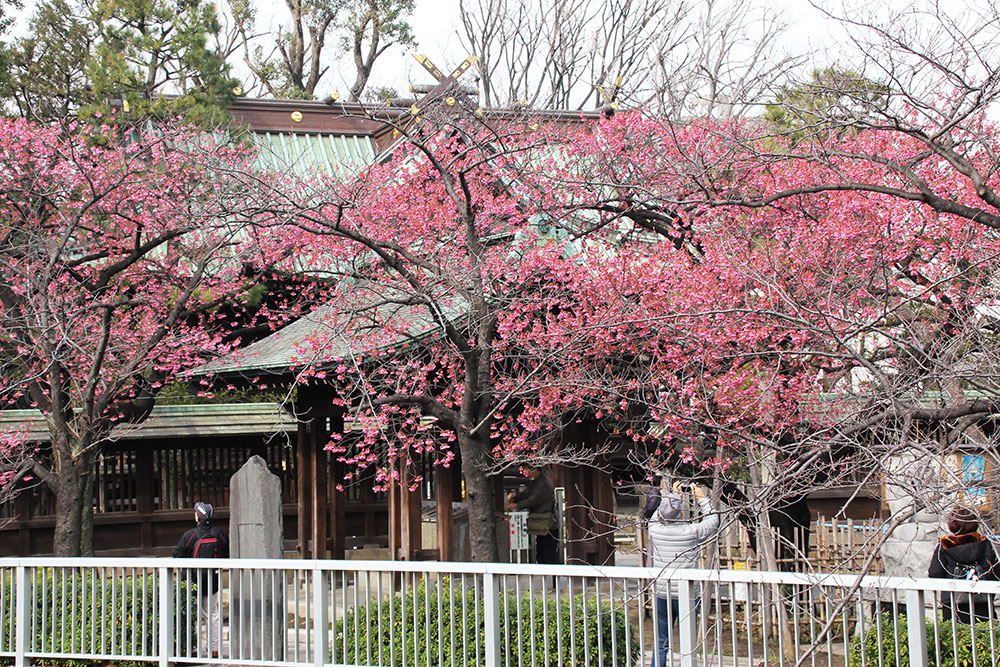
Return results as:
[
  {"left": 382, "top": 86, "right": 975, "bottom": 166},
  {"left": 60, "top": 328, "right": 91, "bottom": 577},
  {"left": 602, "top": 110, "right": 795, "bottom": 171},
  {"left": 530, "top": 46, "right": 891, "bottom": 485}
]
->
[
  {"left": 253, "top": 132, "right": 377, "bottom": 177},
  {"left": 0, "top": 403, "right": 296, "bottom": 443}
]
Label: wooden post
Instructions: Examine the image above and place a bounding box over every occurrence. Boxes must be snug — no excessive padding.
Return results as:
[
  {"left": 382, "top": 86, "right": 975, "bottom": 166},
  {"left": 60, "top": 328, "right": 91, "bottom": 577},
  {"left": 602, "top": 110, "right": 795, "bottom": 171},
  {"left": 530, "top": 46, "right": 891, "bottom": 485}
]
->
[
  {"left": 400, "top": 460, "right": 422, "bottom": 560},
  {"left": 328, "top": 409, "right": 346, "bottom": 559},
  {"left": 296, "top": 418, "right": 314, "bottom": 558},
  {"left": 389, "top": 475, "right": 401, "bottom": 559},
  {"left": 493, "top": 475, "right": 508, "bottom": 561},
  {"left": 310, "top": 416, "right": 328, "bottom": 559},
  {"left": 136, "top": 445, "right": 154, "bottom": 552},
  {"left": 437, "top": 465, "right": 454, "bottom": 561},
  {"left": 591, "top": 462, "right": 616, "bottom": 565}
]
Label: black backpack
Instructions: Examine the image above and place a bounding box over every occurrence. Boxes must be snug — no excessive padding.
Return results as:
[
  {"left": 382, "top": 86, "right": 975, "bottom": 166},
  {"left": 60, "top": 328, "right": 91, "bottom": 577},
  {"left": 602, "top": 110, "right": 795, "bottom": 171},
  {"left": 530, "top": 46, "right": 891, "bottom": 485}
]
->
[{"left": 192, "top": 533, "right": 223, "bottom": 559}]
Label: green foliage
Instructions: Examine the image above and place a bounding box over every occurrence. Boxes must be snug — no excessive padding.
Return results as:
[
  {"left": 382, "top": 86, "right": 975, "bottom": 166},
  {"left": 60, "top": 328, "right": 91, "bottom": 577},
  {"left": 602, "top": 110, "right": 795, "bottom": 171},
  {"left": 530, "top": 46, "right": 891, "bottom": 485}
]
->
[
  {"left": 2, "top": 0, "right": 93, "bottom": 120},
  {"left": 0, "top": 569, "right": 191, "bottom": 666},
  {"left": 2, "top": 0, "right": 235, "bottom": 124},
  {"left": 157, "top": 378, "right": 291, "bottom": 404},
  {"left": 333, "top": 577, "right": 637, "bottom": 667},
  {"left": 84, "top": 0, "right": 237, "bottom": 124},
  {"left": 764, "top": 67, "right": 889, "bottom": 143},
  {"left": 849, "top": 612, "right": 1000, "bottom": 667}
]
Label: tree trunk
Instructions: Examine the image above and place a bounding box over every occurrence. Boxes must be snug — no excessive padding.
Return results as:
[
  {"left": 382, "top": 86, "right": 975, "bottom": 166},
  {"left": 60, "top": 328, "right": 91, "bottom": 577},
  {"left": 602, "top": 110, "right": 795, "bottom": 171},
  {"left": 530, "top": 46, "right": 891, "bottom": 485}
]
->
[
  {"left": 52, "top": 463, "right": 88, "bottom": 556},
  {"left": 461, "top": 435, "right": 499, "bottom": 562},
  {"left": 80, "top": 467, "right": 95, "bottom": 557},
  {"left": 750, "top": 459, "right": 796, "bottom": 660}
]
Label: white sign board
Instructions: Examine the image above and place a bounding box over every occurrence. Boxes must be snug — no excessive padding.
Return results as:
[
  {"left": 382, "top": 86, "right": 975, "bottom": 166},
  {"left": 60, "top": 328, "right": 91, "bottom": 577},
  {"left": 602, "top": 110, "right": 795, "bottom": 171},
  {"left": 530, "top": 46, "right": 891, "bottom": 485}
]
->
[
  {"left": 508, "top": 511, "right": 529, "bottom": 552},
  {"left": 732, "top": 561, "right": 749, "bottom": 602}
]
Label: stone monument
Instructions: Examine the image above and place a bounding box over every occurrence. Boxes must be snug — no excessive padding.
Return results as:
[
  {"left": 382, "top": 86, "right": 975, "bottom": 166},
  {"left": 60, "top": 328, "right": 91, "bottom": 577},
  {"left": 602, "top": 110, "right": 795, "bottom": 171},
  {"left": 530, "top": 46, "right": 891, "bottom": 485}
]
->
[
  {"left": 880, "top": 452, "right": 945, "bottom": 580},
  {"left": 229, "top": 456, "right": 284, "bottom": 661}
]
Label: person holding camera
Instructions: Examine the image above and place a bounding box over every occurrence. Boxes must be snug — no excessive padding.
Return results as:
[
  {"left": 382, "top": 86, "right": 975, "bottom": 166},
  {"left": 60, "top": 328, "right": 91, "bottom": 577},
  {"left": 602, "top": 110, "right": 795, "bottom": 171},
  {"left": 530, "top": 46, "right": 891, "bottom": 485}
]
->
[{"left": 647, "top": 481, "right": 720, "bottom": 667}]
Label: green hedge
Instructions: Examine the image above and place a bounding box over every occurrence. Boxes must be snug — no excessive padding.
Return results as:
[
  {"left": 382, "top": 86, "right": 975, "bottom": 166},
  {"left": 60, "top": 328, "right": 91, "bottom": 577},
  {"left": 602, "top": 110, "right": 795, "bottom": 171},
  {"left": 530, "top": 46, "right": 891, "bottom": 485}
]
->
[
  {"left": 849, "top": 612, "right": 1000, "bottom": 667},
  {"left": 334, "top": 577, "right": 637, "bottom": 667},
  {"left": 0, "top": 569, "right": 192, "bottom": 667}
]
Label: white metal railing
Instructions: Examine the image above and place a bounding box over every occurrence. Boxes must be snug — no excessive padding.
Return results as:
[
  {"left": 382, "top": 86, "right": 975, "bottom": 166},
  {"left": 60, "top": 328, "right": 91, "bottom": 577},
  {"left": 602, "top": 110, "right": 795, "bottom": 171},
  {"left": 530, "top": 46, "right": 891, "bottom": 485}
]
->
[{"left": 2, "top": 557, "right": 1000, "bottom": 667}]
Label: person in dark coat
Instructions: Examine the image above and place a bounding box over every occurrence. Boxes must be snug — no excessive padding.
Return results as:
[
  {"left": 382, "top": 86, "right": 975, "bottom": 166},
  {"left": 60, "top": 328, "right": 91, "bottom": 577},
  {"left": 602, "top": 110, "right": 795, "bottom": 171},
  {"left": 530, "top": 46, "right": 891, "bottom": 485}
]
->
[
  {"left": 928, "top": 505, "right": 999, "bottom": 624},
  {"left": 173, "top": 501, "right": 229, "bottom": 657},
  {"left": 641, "top": 475, "right": 664, "bottom": 566},
  {"left": 642, "top": 475, "right": 664, "bottom": 522},
  {"left": 508, "top": 465, "right": 559, "bottom": 565}
]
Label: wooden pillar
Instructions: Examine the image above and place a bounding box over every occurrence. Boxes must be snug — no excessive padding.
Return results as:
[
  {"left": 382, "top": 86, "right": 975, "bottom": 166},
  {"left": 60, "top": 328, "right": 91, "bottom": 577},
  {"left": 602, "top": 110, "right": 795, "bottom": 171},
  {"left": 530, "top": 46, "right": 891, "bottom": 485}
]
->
[
  {"left": 555, "top": 420, "right": 617, "bottom": 565},
  {"left": 295, "top": 384, "right": 345, "bottom": 560},
  {"left": 390, "top": 458, "right": 422, "bottom": 560},
  {"left": 296, "top": 419, "right": 314, "bottom": 558},
  {"left": 401, "top": 461, "right": 422, "bottom": 560},
  {"left": 591, "top": 461, "right": 616, "bottom": 565},
  {"left": 15, "top": 486, "right": 33, "bottom": 555},
  {"left": 436, "top": 465, "right": 454, "bottom": 561},
  {"left": 309, "top": 417, "right": 329, "bottom": 559},
  {"left": 389, "top": 474, "right": 401, "bottom": 558},
  {"left": 136, "top": 446, "right": 154, "bottom": 553},
  {"left": 328, "top": 409, "right": 346, "bottom": 559},
  {"left": 494, "top": 475, "right": 508, "bottom": 561}
]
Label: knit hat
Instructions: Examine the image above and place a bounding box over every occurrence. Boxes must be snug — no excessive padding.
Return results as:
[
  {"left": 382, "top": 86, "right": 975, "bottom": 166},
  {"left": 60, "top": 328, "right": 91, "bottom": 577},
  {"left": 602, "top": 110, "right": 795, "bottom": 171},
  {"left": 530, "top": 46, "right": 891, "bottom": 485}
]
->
[
  {"left": 656, "top": 493, "right": 682, "bottom": 521},
  {"left": 194, "top": 502, "right": 214, "bottom": 522}
]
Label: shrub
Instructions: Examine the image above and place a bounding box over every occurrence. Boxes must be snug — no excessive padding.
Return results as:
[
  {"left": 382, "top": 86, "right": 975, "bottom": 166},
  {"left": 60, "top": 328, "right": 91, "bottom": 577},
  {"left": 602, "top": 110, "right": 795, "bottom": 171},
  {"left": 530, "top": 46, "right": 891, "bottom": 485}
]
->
[
  {"left": 0, "top": 568, "right": 192, "bottom": 667},
  {"left": 849, "top": 612, "right": 1000, "bottom": 667},
  {"left": 334, "top": 576, "right": 637, "bottom": 667}
]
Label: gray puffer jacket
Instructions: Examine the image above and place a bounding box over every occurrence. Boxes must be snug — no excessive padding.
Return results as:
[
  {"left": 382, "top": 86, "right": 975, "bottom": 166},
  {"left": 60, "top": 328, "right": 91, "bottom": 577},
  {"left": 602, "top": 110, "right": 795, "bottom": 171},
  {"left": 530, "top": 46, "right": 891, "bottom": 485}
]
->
[{"left": 648, "top": 496, "right": 719, "bottom": 598}]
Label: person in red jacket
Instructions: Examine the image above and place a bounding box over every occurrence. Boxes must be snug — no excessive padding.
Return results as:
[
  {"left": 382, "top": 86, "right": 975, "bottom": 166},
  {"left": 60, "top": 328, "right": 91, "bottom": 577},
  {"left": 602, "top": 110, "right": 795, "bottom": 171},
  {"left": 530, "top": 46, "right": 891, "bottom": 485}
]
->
[
  {"left": 173, "top": 502, "right": 229, "bottom": 658},
  {"left": 928, "top": 505, "right": 999, "bottom": 624}
]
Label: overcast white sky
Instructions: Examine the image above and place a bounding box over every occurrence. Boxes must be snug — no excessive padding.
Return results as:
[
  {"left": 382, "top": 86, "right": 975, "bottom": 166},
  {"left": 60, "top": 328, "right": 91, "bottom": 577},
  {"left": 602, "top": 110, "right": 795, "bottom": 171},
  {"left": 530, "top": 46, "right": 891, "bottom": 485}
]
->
[
  {"left": 9, "top": 0, "right": 840, "bottom": 100},
  {"left": 14, "top": 0, "right": 988, "bottom": 111},
  {"left": 299, "top": 0, "right": 836, "bottom": 100}
]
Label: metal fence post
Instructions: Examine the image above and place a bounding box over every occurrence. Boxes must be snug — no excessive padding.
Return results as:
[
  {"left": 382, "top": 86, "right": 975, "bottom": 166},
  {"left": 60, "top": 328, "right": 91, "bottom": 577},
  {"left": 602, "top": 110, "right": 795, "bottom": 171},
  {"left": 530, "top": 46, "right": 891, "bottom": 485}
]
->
[
  {"left": 678, "top": 579, "right": 698, "bottom": 667},
  {"left": 14, "top": 565, "right": 26, "bottom": 667},
  {"left": 905, "top": 589, "right": 928, "bottom": 667},
  {"left": 483, "top": 571, "right": 501, "bottom": 667},
  {"left": 313, "top": 568, "right": 327, "bottom": 667},
  {"left": 159, "top": 565, "right": 172, "bottom": 667}
]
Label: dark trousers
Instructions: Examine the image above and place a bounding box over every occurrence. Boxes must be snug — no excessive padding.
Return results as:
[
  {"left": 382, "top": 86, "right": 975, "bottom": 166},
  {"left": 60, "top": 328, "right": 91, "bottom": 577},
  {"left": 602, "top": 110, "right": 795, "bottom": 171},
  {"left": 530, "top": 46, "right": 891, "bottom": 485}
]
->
[
  {"left": 536, "top": 531, "right": 559, "bottom": 564},
  {"left": 944, "top": 599, "right": 993, "bottom": 624}
]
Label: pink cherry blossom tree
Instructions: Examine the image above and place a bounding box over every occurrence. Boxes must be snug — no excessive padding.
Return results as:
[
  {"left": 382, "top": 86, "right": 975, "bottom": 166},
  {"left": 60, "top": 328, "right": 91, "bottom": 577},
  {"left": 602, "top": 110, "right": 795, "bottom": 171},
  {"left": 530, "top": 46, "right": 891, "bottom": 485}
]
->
[
  {"left": 0, "top": 118, "right": 311, "bottom": 556},
  {"left": 554, "top": 103, "right": 1000, "bottom": 569},
  {"left": 226, "top": 108, "right": 681, "bottom": 562}
]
